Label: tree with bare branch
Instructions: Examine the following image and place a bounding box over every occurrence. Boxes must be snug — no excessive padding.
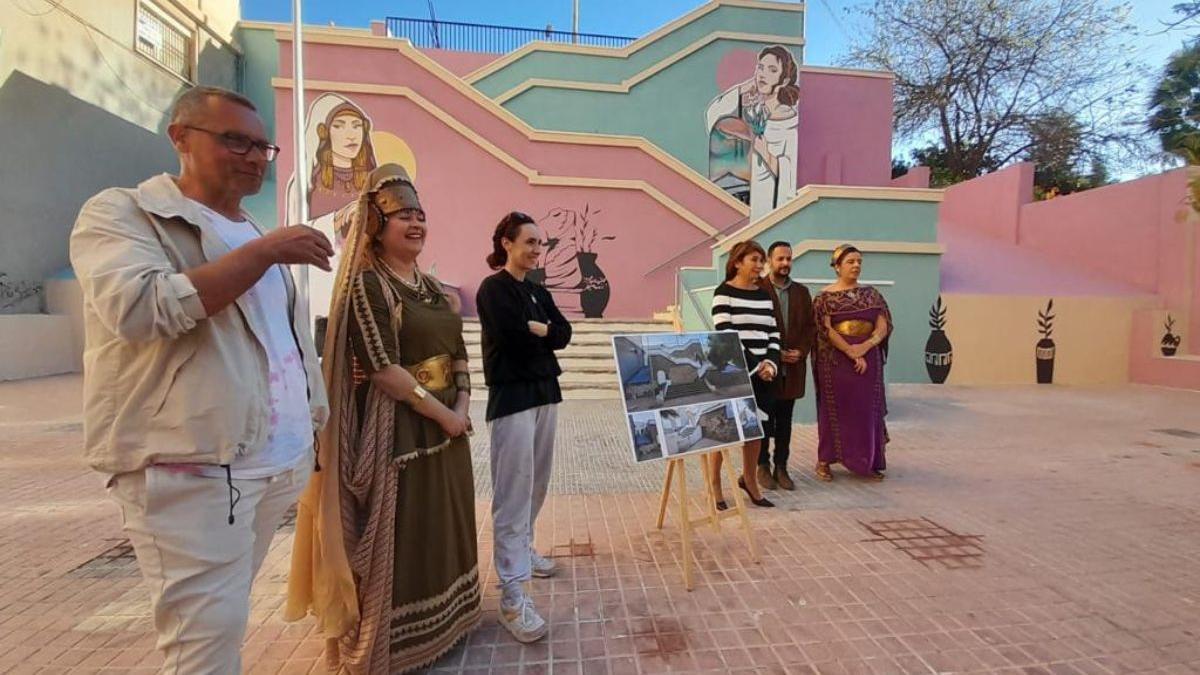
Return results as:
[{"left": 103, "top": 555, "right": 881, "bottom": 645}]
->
[{"left": 846, "top": 0, "right": 1147, "bottom": 185}]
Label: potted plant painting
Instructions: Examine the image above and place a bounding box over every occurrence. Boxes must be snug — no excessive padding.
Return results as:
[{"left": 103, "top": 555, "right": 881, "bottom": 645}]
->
[
  {"left": 1035, "top": 299, "right": 1056, "bottom": 384},
  {"left": 1162, "top": 315, "right": 1181, "bottom": 357},
  {"left": 924, "top": 296, "right": 952, "bottom": 383},
  {"left": 538, "top": 204, "right": 617, "bottom": 318}
]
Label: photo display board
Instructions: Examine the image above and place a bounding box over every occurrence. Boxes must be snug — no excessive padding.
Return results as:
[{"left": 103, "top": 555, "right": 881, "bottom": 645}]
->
[{"left": 612, "top": 331, "right": 765, "bottom": 464}]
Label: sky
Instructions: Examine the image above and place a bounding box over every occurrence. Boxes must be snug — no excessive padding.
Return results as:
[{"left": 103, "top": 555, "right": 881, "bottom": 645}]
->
[
  {"left": 242, "top": 0, "right": 1189, "bottom": 71},
  {"left": 243, "top": 0, "right": 1192, "bottom": 169}
]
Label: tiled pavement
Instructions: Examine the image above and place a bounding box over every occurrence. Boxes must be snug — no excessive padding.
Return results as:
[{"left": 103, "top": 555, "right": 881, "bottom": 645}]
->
[{"left": 1, "top": 375, "right": 1199, "bottom": 674}]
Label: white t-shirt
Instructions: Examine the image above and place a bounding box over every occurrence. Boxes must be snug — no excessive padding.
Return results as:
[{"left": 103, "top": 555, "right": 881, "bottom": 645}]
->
[{"left": 190, "top": 202, "right": 313, "bottom": 479}]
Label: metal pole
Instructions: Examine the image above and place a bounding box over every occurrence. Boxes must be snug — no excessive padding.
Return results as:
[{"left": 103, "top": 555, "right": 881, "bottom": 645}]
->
[
  {"left": 291, "top": 0, "right": 311, "bottom": 324},
  {"left": 572, "top": 0, "right": 579, "bottom": 43}
]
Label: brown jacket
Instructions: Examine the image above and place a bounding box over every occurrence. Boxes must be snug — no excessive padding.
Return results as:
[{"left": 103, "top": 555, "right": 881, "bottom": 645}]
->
[{"left": 760, "top": 277, "right": 816, "bottom": 400}]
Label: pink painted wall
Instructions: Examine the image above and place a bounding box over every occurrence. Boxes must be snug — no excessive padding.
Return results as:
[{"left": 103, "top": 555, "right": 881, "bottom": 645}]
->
[
  {"left": 278, "top": 39, "right": 742, "bottom": 233},
  {"left": 1017, "top": 167, "right": 1196, "bottom": 346},
  {"left": 939, "top": 162, "right": 1034, "bottom": 243},
  {"left": 939, "top": 224, "right": 1151, "bottom": 296},
  {"left": 891, "top": 166, "right": 930, "bottom": 189},
  {"left": 275, "top": 37, "right": 741, "bottom": 317},
  {"left": 940, "top": 163, "right": 1200, "bottom": 372},
  {"left": 795, "top": 70, "right": 893, "bottom": 188},
  {"left": 418, "top": 49, "right": 498, "bottom": 76}
]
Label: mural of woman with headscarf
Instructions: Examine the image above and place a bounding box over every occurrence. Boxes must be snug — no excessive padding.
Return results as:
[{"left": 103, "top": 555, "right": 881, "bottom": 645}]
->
[
  {"left": 286, "top": 92, "right": 379, "bottom": 250},
  {"left": 706, "top": 45, "right": 800, "bottom": 222},
  {"left": 286, "top": 93, "right": 379, "bottom": 342}
]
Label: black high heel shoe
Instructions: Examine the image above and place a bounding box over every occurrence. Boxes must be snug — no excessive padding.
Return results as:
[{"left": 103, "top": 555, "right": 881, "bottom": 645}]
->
[{"left": 738, "top": 476, "right": 775, "bottom": 508}]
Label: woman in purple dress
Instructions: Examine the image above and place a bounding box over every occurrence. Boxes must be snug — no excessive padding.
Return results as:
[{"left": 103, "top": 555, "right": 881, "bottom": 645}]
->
[{"left": 813, "top": 244, "right": 892, "bottom": 481}]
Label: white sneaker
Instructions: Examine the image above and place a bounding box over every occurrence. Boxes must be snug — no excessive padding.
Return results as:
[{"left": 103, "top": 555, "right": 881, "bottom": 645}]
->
[
  {"left": 530, "top": 550, "right": 558, "bottom": 578},
  {"left": 499, "top": 590, "right": 548, "bottom": 643}
]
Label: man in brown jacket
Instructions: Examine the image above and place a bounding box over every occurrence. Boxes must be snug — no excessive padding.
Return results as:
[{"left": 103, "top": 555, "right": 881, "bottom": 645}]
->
[{"left": 757, "top": 241, "right": 816, "bottom": 490}]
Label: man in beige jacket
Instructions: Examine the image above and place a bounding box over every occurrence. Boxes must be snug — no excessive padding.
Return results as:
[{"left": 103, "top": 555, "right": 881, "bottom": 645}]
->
[{"left": 70, "top": 86, "right": 332, "bottom": 674}]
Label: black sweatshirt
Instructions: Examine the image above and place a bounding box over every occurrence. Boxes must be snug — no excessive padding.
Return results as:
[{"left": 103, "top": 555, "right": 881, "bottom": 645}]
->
[{"left": 475, "top": 270, "right": 573, "bottom": 421}]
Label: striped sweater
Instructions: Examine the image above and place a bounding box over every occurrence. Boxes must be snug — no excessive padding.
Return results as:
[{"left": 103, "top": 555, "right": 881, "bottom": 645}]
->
[{"left": 711, "top": 282, "right": 781, "bottom": 374}]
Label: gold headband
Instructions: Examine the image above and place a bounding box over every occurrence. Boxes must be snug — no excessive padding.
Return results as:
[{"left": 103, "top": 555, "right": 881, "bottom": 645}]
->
[{"left": 831, "top": 244, "right": 858, "bottom": 267}]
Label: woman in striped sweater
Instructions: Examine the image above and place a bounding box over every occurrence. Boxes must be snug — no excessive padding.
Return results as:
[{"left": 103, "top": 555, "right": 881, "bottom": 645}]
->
[{"left": 709, "top": 240, "right": 781, "bottom": 508}]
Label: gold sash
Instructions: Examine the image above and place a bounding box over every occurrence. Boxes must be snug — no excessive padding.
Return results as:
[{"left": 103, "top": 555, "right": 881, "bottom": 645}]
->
[
  {"left": 833, "top": 319, "right": 875, "bottom": 338},
  {"left": 404, "top": 354, "right": 453, "bottom": 391}
]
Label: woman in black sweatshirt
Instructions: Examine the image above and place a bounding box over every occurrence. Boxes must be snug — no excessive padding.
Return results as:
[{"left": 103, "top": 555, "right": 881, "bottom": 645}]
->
[{"left": 475, "top": 211, "right": 572, "bottom": 644}]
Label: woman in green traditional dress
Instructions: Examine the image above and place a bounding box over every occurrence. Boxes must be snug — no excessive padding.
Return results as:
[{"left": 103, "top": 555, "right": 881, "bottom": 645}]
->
[{"left": 285, "top": 164, "right": 480, "bottom": 673}]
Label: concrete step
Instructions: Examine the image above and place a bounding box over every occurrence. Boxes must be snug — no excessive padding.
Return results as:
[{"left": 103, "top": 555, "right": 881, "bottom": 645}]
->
[
  {"left": 459, "top": 319, "right": 668, "bottom": 400},
  {"left": 466, "top": 344, "right": 616, "bottom": 359},
  {"left": 461, "top": 321, "right": 671, "bottom": 335},
  {"left": 472, "top": 386, "right": 620, "bottom": 401},
  {"left": 466, "top": 357, "right": 616, "bottom": 374},
  {"left": 463, "top": 331, "right": 620, "bottom": 347},
  {"left": 466, "top": 371, "right": 617, "bottom": 386},
  {"left": 0, "top": 314, "right": 79, "bottom": 381}
]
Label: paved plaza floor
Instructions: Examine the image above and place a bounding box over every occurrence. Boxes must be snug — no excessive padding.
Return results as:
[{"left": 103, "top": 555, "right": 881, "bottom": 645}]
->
[{"left": 1, "top": 375, "right": 1198, "bottom": 674}]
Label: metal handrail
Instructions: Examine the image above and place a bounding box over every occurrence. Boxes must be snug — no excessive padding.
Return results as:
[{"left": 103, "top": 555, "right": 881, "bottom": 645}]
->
[
  {"left": 643, "top": 214, "right": 749, "bottom": 278},
  {"left": 681, "top": 277, "right": 715, "bottom": 331},
  {"left": 385, "top": 16, "right": 635, "bottom": 53}
]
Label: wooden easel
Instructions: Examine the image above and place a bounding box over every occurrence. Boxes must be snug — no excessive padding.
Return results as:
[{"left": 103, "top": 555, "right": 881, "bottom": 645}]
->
[{"left": 655, "top": 447, "right": 760, "bottom": 590}]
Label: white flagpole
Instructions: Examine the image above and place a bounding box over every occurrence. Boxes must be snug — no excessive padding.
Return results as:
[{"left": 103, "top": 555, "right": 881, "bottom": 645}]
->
[{"left": 291, "top": 0, "right": 311, "bottom": 326}]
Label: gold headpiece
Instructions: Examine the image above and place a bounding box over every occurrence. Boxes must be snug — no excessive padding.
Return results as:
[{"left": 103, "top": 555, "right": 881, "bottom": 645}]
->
[{"left": 831, "top": 243, "right": 858, "bottom": 268}]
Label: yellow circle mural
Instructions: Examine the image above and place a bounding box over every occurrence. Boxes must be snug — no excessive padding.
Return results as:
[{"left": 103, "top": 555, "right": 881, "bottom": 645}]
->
[{"left": 371, "top": 131, "right": 417, "bottom": 180}]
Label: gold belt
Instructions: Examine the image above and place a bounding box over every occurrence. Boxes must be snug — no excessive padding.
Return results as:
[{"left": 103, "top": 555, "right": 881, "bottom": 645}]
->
[
  {"left": 405, "top": 354, "right": 453, "bottom": 391},
  {"left": 833, "top": 319, "right": 874, "bottom": 338}
]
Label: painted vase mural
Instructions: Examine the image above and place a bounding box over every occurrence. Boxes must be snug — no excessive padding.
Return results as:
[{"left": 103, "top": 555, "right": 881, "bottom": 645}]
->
[
  {"left": 924, "top": 296, "right": 952, "bottom": 383},
  {"left": 1162, "top": 315, "right": 1181, "bottom": 357},
  {"left": 576, "top": 252, "right": 611, "bottom": 319},
  {"left": 536, "top": 204, "right": 616, "bottom": 318},
  {"left": 1035, "top": 299, "right": 1056, "bottom": 384}
]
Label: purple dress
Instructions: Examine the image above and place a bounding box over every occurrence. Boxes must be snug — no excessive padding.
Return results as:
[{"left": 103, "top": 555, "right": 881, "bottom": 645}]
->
[{"left": 813, "top": 286, "right": 891, "bottom": 476}]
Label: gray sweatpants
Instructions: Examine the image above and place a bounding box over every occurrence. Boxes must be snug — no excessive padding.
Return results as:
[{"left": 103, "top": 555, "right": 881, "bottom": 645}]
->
[{"left": 489, "top": 403, "right": 558, "bottom": 590}]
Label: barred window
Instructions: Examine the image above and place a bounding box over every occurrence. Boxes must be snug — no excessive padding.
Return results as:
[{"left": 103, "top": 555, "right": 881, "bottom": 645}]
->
[{"left": 136, "top": 1, "right": 194, "bottom": 81}]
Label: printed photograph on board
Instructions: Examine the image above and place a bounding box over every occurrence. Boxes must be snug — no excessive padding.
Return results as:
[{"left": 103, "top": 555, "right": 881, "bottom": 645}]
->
[
  {"left": 659, "top": 400, "right": 740, "bottom": 456},
  {"left": 613, "top": 331, "right": 753, "bottom": 413},
  {"left": 628, "top": 411, "right": 665, "bottom": 463},
  {"left": 735, "top": 397, "right": 765, "bottom": 442}
]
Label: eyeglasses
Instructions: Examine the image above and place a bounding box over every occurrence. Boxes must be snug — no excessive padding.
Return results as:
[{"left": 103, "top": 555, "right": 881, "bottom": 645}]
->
[{"left": 184, "top": 126, "right": 280, "bottom": 162}]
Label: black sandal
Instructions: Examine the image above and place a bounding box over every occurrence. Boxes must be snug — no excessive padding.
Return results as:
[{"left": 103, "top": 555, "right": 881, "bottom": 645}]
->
[
  {"left": 738, "top": 476, "right": 775, "bottom": 508},
  {"left": 715, "top": 500, "right": 729, "bottom": 511}
]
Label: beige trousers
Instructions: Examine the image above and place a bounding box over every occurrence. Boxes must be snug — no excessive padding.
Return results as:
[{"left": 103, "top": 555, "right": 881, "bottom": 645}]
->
[{"left": 107, "top": 456, "right": 312, "bottom": 674}]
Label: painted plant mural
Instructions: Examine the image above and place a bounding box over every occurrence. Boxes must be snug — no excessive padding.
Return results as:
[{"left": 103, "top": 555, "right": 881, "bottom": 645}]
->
[
  {"left": 925, "top": 296, "right": 952, "bottom": 383},
  {"left": 1035, "top": 299, "right": 1056, "bottom": 384},
  {"left": 1162, "top": 315, "right": 1181, "bottom": 357},
  {"left": 528, "top": 204, "right": 616, "bottom": 318}
]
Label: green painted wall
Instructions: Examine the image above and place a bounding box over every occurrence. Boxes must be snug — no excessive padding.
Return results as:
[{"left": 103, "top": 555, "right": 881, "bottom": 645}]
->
[
  {"left": 473, "top": 4, "right": 804, "bottom": 177},
  {"left": 238, "top": 25, "right": 281, "bottom": 228},
  {"left": 472, "top": 5, "right": 804, "bottom": 95}
]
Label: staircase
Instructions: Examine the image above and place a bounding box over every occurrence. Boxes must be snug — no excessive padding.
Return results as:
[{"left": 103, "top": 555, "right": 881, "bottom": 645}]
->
[{"left": 463, "top": 319, "right": 673, "bottom": 400}]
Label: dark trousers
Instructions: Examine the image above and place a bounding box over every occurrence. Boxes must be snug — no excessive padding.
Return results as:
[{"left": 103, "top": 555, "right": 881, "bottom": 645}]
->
[{"left": 758, "top": 397, "right": 796, "bottom": 470}]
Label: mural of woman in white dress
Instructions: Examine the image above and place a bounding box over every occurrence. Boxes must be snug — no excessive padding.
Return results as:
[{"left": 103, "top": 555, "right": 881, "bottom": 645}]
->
[{"left": 705, "top": 45, "right": 800, "bottom": 222}]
